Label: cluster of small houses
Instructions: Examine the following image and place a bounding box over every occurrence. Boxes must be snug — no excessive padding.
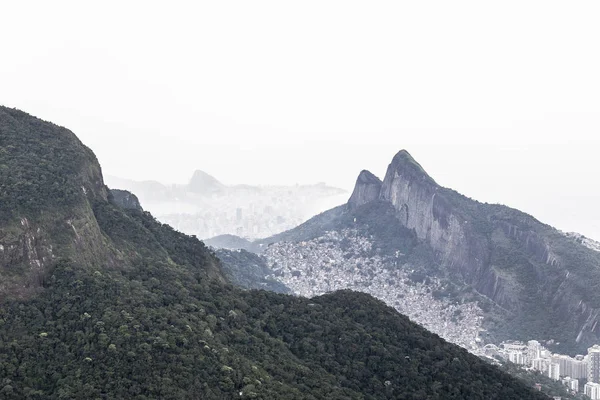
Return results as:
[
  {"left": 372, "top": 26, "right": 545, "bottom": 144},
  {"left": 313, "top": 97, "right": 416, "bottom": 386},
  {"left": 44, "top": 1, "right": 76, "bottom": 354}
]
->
[
  {"left": 264, "top": 229, "right": 484, "bottom": 351},
  {"left": 484, "top": 340, "right": 600, "bottom": 399}
]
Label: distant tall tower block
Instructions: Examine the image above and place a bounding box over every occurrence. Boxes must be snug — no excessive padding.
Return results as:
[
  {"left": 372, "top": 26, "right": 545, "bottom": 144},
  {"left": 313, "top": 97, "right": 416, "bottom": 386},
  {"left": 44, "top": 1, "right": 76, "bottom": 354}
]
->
[{"left": 588, "top": 345, "right": 600, "bottom": 383}]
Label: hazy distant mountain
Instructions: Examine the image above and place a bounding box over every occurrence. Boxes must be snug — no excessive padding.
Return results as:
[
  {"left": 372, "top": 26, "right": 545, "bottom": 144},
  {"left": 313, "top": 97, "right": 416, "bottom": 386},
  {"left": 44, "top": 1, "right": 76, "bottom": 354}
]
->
[
  {"left": 105, "top": 173, "right": 348, "bottom": 240},
  {"left": 257, "top": 150, "right": 600, "bottom": 355},
  {"left": 204, "top": 234, "right": 261, "bottom": 252},
  {"left": 0, "top": 106, "right": 550, "bottom": 399}
]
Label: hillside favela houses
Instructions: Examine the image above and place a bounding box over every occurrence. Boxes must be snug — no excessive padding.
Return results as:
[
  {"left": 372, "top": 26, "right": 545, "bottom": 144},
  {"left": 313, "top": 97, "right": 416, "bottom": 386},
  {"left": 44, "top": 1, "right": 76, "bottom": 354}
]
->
[{"left": 486, "top": 342, "right": 600, "bottom": 398}]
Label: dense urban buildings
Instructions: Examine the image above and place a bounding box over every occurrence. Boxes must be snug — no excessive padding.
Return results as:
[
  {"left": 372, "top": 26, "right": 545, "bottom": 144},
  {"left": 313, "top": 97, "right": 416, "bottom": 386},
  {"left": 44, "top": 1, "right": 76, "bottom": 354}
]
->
[
  {"left": 492, "top": 340, "right": 600, "bottom": 395},
  {"left": 265, "top": 229, "right": 484, "bottom": 350}
]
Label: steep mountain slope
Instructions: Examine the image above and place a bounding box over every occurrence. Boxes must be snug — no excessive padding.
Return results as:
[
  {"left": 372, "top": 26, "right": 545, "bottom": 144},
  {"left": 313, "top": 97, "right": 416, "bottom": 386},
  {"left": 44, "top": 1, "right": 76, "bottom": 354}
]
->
[
  {"left": 105, "top": 173, "right": 348, "bottom": 240},
  {"left": 109, "top": 189, "right": 143, "bottom": 211},
  {"left": 214, "top": 247, "right": 291, "bottom": 293},
  {"left": 260, "top": 150, "right": 600, "bottom": 355},
  {"left": 0, "top": 106, "right": 550, "bottom": 399},
  {"left": 0, "top": 107, "right": 110, "bottom": 299}
]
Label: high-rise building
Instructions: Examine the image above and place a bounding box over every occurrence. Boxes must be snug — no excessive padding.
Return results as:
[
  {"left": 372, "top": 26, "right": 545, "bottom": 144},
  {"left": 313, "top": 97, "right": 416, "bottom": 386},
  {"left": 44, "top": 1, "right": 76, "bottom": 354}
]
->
[
  {"left": 508, "top": 351, "right": 527, "bottom": 365},
  {"left": 548, "top": 363, "right": 560, "bottom": 381},
  {"left": 585, "top": 382, "right": 600, "bottom": 400},
  {"left": 527, "top": 340, "right": 542, "bottom": 363},
  {"left": 572, "top": 359, "right": 588, "bottom": 380},
  {"left": 562, "top": 376, "right": 579, "bottom": 393},
  {"left": 588, "top": 345, "right": 600, "bottom": 383},
  {"left": 552, "top": 354, "right": 572, "bottom": 377},
  {"left": 533, "top": 358, "right": 550, "bottom": 373}
]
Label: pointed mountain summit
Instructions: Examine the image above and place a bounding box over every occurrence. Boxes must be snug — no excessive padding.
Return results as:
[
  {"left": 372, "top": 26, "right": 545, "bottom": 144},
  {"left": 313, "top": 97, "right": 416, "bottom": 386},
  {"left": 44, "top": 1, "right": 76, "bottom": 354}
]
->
[
  {"left": 379, "top": 150, "right": 449, "bottom": 238},
  {"left": 188, "top": 169, "right": 225, "bottom": 194},
  {"left": 386, "top": 149, "right": 437, "bottom": 186},
  {"left": 348, "top": 170, "right": 382, "bottom": 210},
  {"left": 348, "top": 150, "right": 436, "bottom": 211},
  {"left": 347, "top": 150, "right": 444, "bottom": 234}
]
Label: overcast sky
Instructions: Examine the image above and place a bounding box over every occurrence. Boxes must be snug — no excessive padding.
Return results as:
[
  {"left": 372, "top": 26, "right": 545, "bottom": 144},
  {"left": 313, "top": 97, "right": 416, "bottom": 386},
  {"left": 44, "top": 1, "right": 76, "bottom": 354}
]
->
[{"left": 1, "top": 1, "right": 599, "bottom": 239}]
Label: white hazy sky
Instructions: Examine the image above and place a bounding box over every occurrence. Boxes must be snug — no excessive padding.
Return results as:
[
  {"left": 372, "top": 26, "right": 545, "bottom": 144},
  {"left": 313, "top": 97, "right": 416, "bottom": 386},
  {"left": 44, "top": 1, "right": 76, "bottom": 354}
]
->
[{"left": 1, "top": 1, "right": 599, "bottom": 239}]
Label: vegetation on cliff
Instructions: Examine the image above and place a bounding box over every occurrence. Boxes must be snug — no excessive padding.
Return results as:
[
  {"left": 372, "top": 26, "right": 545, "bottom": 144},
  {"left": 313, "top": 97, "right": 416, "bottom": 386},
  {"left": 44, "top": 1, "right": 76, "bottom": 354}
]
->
[
  {"left": 0, "top": 107, "right": 105, "bottom": 223},
  {"left": 215, "top": 248, "right": 291, "bottom": 293}
]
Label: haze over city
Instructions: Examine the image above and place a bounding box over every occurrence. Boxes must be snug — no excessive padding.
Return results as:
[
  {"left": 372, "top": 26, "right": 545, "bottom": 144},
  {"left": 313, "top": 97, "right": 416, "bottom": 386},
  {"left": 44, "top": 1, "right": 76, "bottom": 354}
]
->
[{"left": 1, "top": 1, "right": 599, "bottom": 239}]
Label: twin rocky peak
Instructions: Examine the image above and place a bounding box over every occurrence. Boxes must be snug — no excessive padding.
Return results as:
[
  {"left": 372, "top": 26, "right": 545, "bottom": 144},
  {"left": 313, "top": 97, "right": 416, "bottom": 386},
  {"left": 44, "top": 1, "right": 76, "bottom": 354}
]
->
[{"left": 348, "top": 149, "right": 437, "bottom": 213}]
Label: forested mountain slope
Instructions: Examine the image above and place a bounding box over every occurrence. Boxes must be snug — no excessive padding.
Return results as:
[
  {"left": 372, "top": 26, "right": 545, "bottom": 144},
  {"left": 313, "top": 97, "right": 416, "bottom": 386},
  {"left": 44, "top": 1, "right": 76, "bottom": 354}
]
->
[
  {"left": 0, "top": 106, "right": 548, "bottom": 399},
  {"left": 214, "top": 247, "right": 291, "bottom": 293}
]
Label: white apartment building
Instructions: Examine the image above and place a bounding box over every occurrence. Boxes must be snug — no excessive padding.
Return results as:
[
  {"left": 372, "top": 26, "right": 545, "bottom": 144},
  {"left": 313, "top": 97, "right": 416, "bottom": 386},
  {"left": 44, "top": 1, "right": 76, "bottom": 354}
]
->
[
  {"left": 585, "top": 382, "right": 600, "bottom": 399},
  {"left": 508, "top": 351, "right": 527, "bottom": 365},
  {"left": 548, "top": 363, "right": 560, "bottom": 381},
  {"left": 571, "top": 359, "right": 588, "bottom": 380},
  {"left": 527, "top": 340, "right": 542, "bottom": 362},
  {"left": 561, "top": 376, "right": 579, "bottom": 393},
  {"left": 532, "top": 358, "right": 550, "bottom": 373},
  {"left": 588, "top": 345, "right": 600, "bottom": 383}
]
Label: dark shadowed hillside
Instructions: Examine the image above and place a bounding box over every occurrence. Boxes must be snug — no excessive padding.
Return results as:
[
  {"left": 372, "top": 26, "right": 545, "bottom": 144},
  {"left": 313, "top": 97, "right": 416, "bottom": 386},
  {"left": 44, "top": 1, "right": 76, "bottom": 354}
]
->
[{"left": 214, "top": 247, "right": 291, "bottom": 293}]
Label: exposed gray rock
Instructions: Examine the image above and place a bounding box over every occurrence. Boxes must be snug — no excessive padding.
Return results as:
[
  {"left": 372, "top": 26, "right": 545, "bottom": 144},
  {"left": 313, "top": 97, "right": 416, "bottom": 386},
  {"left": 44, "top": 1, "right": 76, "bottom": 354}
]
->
[
  {"left": 379, "top": 151, "right": 490, "bottom": 299},
  {"left": 348, "top": 170, "right": 382, "bottom": 210}
]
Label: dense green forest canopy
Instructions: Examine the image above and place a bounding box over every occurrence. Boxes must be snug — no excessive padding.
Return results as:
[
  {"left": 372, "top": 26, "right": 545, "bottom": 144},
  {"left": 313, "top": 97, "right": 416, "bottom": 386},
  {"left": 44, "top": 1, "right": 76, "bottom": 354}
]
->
[
  {"left": 0, "top": 107, "right": 105, "bottom": 223},
  {"left": 0, "top": 206, "right": 551, "bottom": 399}
]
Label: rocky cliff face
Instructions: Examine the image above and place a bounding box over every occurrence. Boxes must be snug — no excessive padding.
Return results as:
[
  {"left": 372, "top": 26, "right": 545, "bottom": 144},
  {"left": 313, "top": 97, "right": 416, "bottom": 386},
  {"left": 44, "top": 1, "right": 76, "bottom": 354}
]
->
[
  {"left": 348, "top": 170, "right": 382, "bottom": 209},
  {"left": 378, "top": 151, "right": 494, "bottom": 301},
  {"left": 379, "top": 150, "right": 441, "bottom": 234},
  {"left": 356, "top": 151, "right": 561, "bottom": 309}
]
